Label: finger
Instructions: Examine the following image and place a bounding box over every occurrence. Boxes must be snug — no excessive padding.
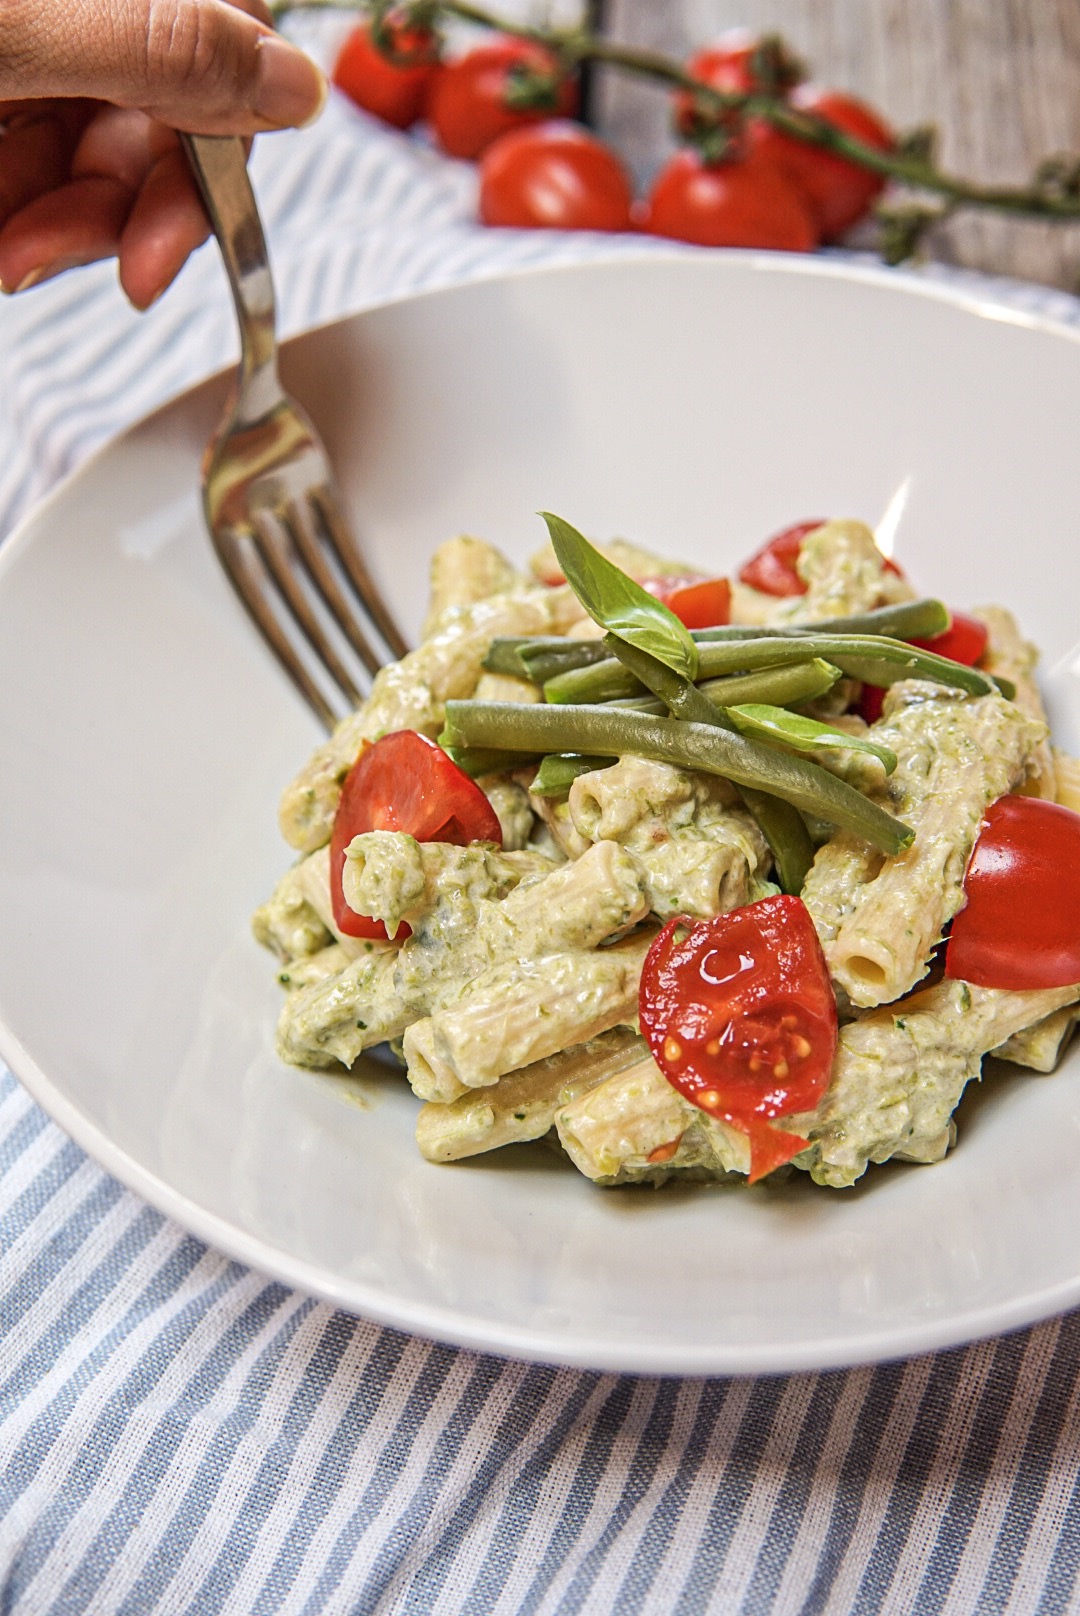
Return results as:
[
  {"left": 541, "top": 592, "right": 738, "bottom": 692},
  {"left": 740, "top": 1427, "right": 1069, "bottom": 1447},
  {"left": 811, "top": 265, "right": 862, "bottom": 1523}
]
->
[
  {"left": 118, "top": 149, "right": 211, "bottom": 310},
  {"left": 71, "top": 105, "right": 166, "bottom": 191},
  {"left": 0, "top": 0, "right": 327, "bottom": 133},
  {"left": 0, "top": 174, "right": 133, "bottom": 293},
  {"left": 0, "top": 111, "right": 77, "bottom": 226}
]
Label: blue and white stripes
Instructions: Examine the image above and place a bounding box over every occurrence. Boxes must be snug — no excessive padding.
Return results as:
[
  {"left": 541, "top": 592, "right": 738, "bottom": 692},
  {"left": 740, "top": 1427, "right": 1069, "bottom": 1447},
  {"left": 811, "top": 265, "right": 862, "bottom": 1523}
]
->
[{"left": 4, "top": 84, "right": 1080, "bottom": 1616}]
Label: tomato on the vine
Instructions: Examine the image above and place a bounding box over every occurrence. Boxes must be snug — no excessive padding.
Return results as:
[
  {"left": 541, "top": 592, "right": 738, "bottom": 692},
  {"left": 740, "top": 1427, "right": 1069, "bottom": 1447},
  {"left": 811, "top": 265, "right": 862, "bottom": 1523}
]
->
[
  {"left": 330, "top": 731, "right": 503, "bottom": 939},
  {"left": 479, "top": 122, "right": 633, "bottom": 231},
  {"left": 427, "top": 36, "right": 578, "bottom": 161},
  {"left": 945, "top": 796, "right": 1080, "bottom": 990},
  {"left": 332, "top": 17, "right": 439, "bottom": 130},
  {"left": 639, "top": 896, "right": 838, "bottom": 1182},
  {"left": 750, "top": 84, "right": 894, "bottom": 240},
  {"left": 673, "top": 30, "right": 804, "bottom": 138},
  {"left": 643, "top": 146, "right": 818, "bottom": 252},
  {"left": 642, "top": 574, "right": 732, "bottom": 629}
]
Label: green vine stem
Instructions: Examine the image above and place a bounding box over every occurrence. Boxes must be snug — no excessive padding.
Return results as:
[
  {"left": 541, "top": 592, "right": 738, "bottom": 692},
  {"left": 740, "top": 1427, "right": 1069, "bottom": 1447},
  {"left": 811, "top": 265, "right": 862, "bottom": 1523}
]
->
[{"left": 273, "top": 0, "right": 1080, "bottom": 226}]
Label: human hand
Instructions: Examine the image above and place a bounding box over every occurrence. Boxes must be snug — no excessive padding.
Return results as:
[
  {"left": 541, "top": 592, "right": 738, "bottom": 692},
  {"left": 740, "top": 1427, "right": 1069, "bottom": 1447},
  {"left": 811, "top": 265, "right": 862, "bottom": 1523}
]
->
[{"left": 0, "top": 0, "right": 327, "bottom": 308}]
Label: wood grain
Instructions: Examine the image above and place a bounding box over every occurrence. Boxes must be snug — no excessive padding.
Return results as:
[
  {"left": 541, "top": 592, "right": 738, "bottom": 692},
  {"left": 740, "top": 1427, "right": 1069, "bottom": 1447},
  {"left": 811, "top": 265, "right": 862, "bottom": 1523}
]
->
[{"left": 597, "top": 0, "right": 1080, "bottom": 288}]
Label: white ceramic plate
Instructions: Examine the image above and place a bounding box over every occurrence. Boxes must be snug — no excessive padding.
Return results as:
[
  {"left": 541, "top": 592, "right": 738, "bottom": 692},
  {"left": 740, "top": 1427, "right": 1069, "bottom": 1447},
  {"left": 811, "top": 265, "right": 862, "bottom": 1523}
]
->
[{"left": 3, "top": 252, "right": 1080, "bottom": 1376}]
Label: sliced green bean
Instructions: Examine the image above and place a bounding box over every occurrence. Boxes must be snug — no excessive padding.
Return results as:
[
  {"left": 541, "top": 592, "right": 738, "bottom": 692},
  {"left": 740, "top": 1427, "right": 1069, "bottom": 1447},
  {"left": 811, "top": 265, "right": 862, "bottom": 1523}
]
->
[
  {"left": 483, "top": 636, "right": 610, "bottom": 683},
  {"left": 531, "top": 753, "right": 615, "bottom": 797},
  {"left": 443, "top": 702, "right": 914, "bottom": 856},
  {"left": 726, "top": 705, "right": 898, "bottom": 772},
  {"left": 604, "top": 659, "right": 840, "bottom": 717},
  {"left": 603, "top": 635, "right": 815, "bottom": 892}
]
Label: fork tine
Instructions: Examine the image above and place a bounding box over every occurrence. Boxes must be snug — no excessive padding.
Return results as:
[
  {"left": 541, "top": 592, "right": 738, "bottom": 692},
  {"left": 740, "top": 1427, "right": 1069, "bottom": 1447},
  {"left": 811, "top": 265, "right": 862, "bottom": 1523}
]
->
[
  {"left": 215, "top": 527, "right": 340, "bottom": 730},
  {"left": 312, "top": 485, "right": 411, "bottom": 661},
  {"left": 252, "top": 509, "right": 367, "bottom": 710},
  {"left": 285, "top": 497, "right": 384, "bottom": 678}
]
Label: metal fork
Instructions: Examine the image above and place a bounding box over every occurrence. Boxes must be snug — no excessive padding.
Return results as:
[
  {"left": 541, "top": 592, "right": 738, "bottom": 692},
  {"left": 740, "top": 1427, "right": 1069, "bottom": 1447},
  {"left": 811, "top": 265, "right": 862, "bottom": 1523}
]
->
[{"left": 180, "top": 133, "right": 409, "bottom": 730}]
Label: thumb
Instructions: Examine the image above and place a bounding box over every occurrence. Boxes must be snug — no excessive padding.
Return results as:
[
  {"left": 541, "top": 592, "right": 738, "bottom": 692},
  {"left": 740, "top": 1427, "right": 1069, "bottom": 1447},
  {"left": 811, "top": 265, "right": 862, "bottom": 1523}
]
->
[{"left": 0, "top": 0, "right": 327, "bottom": 133}]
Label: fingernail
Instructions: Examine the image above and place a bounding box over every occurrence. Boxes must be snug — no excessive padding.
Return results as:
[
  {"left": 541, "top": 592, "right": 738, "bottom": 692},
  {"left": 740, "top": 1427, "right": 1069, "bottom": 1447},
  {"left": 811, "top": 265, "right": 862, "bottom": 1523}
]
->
[
  {"left": 254, "top": 35, "right": 328, "bottom": 129},
  {"left": 5, "top": 259, "right": 86, "bottom": 294}
]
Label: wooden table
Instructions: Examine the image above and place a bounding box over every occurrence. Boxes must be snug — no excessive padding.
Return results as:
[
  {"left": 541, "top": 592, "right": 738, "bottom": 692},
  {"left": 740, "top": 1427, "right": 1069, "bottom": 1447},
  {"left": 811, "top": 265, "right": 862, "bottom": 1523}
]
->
[{"left": 594, "top": 0, "right": 1080, "bottom": 290}]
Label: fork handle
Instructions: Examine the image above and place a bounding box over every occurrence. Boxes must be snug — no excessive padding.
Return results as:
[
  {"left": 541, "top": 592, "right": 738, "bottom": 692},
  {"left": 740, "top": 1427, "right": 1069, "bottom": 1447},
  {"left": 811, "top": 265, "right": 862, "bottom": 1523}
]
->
[{"left": 180, "top": 133, "right": 278, "bottom": 396}]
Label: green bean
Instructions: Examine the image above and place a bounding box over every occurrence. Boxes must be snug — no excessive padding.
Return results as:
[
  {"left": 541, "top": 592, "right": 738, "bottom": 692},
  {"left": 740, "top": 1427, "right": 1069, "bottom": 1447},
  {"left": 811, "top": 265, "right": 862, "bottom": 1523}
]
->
[
  {"left": 726, "top": 705, "right": 898, "bottom": 772},
  {"left": 531, "top": 754, "right": 615, "bottom": 797},
  {"left": 443, "top": 702, "right": 914, "bottom": 856},
  {"left": 694, "top": 597, "right": 951, "bottom": 643},
  {"left": 604, "top": 659, "right": 841, "bottom": 717},
  {"left": 442, "top": 744, "right": 538, "bottom": 778},
  {"left": 484, "top": 599, "right": 951, "bottom": 684},
  {"left": 547, "top": 632, "right": 997, "bottom": 705},
  {"left": 603, "top": 635, "right": 815, "bottom": 892}
]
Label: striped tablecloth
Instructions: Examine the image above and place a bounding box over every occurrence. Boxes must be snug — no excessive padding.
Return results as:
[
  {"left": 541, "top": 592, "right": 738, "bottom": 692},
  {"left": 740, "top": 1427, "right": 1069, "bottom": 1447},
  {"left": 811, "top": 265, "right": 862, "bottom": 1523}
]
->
[{"left": 3, "top": 82, "right": 1080, "bottom": 1616}]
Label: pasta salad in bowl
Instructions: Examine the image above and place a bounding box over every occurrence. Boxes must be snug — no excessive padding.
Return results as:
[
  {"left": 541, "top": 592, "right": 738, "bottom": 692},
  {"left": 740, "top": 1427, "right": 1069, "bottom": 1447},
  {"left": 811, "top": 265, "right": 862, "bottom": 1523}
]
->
[{"left": 255, "top": 510, "right": 1080, "bottom": 1192}]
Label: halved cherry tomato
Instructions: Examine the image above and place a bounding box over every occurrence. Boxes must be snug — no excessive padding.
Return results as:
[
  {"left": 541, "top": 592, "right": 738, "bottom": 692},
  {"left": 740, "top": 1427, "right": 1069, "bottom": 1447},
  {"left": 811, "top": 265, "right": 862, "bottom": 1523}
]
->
[
  {"left": 859, "top": 609, "right": 989, "bottom": 725},
  {"left": 330, "top": 731, "right": 503, "bottom": 939},
  {"left": 332, "top": 17, "right": 439, "bottom": 130},
  {"left": 644, "top": 146, "right": 818, "bottom": 252},
  {"left": 673, "top": 30, "right": 804, "bottom": 138},
  {"left": 737, "top": 519, "right": 825, "bottom": 596},
  {"left": 479, "top": 122, "right": 633, "bottom": 231},
  {"left": 945, "top": 796, "right": 1080, "bottom": 991},
  {"left": 427, "top": 37, "right": 578, "bottom": 161},
  {"left": 750, "top": 85, "right": 893, "bottom": 241},
  {"left": 911, "top": 611, "right": 989, "bottom": 668},
  {"left": 639, "top": 895, "right": 838, "bottom": 1181},
  {"left": 642, "top": 574, "right": 731, "bottom": 629}
]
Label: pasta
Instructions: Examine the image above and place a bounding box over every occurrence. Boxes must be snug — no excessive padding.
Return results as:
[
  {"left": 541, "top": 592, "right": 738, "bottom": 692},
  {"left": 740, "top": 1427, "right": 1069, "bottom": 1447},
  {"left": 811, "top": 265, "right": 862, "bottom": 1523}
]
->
[{"left": 257, "top": 523, "right": 1079, "bottom": 1192}]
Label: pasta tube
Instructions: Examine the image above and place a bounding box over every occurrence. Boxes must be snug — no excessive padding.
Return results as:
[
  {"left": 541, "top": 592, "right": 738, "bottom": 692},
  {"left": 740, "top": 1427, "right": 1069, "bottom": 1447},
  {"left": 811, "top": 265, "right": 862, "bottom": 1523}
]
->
[
  {"left": 976, "top": 604, "right": 1056, "bottom": 798},
  {"left": 415, "top": 1028, "right": 646, "bottom": 1161},
  {"left": 403, "top": 932, "right": 655, "bottom": 1102},
  {"left": 422, "top": 535, "right": 523, "bottom": 635}
]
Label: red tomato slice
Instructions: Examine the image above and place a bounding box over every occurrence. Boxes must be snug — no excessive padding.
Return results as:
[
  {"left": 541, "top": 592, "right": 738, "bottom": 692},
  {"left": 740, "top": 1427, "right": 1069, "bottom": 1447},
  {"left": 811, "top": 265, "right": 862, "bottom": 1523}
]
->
[
  {"left": 911, "top": 610, "right": 989, "bottom": 668},
  {"left": 945, "top": 796, "right": 1080, "bottom": 990},
  {"left": 859, "top": 609, "right": 988, "bottom": 725},
  {"left": 639, "top": 896, "right": 838, "bottom": 1181},
  {"left": 330, "top": 731, "right": 503, "bottom": 939},
  {"left": 737, "top": 520, "right": 825, "bottom": 596},
  {"left": 641, "top": 574, "right": 731, "bottom": 628}
]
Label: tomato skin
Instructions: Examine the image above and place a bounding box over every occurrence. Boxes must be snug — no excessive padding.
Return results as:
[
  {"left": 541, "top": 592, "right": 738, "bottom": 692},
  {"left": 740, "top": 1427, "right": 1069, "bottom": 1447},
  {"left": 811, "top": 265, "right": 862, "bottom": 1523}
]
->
[
  {"left": 644, "top": 147, "right": 817, "bottom": 252},
  {"left": 912, "top": 610, "right": 989, "bottom": 668},
  {"left": 642, "top": 574, "right": 731, "bottom": 628},
  {"left": 860, "top": 609, "right": 989, "bottom": 725},
  {"left": 750, "top": 85, "right": 893, "bottom": 240},
  {"left": 673, "top": 30, "right": 804, "bottom": 137},
  {"left": 639, "top": 895, "right": 838, "bottom": 1181},
  {"left": 330, "top": 731, "right": 503, "bottom": 939},
  {"left": 945, "top": 797, "right": 1080, "bottom": 991},
  {"left": 428, "top": 38, "right": 578, "bottom": 161},
  {"left": 479, "top": 122, "right": 633, "bottom": 231},
  {"left": 332, "top": 19, "right": 438, "bottom": 130},
  {"left": 737, "top": 520, "right": 825, "bottom": 596}
]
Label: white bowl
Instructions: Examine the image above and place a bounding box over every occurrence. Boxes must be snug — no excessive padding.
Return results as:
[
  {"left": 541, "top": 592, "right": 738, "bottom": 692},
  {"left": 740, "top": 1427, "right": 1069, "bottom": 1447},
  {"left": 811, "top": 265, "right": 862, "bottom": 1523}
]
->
[{"left": 2, "top": 251, "right": 1079, "bottom": 1375}]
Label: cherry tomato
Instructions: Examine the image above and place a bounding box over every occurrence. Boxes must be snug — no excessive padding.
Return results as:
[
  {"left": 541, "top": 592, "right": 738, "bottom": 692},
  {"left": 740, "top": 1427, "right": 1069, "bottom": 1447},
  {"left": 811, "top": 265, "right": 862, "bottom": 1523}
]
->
[
  {"left": 642, "top": 574, "right": 732, "bottom": 629},
  {"left": 639, "top": 896, "right": 838, "bottom": 1181},
  {"left": 330, "top": 731, "right": 503, "bottom": 939},
  {"left": 945, "top": 796, "right": 1080, "bottom": 990},
  {"left": 643, "top": 146, "right": 818, "bottom": 252},
  {"left": 673, "top": 30, "right": 804, "bottom": 138},
  {"left": 860, "top": 609, "right": 989, "bottom": 725},
  {"left": 737, "top": 520, "right": 824, "bottom": 596},
  {"left": 332, "top": 17, "right": 439, "bottom": 130},
  {"left": 911, "top": 611, "right": 989, "bottom": 668},
  {"left": 479, "top": 122, "right": 633, "bottom": 231},
  {"left": 750, "top": 85, "right": 893, "bottom": 240},
  {"left": 427, "top": 37, "right": 578, "bottom": 161}
]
